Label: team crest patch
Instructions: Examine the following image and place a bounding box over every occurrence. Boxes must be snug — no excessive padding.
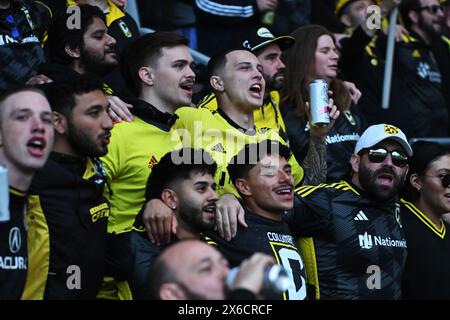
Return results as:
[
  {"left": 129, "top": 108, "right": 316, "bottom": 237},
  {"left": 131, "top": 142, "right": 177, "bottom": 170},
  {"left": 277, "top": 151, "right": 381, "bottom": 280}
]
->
[{"left": 384, "top": 124, "right": 399, "bottom": 135}]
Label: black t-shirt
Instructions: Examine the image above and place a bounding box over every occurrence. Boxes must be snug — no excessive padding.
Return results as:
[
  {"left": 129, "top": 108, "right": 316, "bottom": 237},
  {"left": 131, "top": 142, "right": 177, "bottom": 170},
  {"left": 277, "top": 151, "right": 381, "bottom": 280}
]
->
[
  {"left": 0, "top": 188, "right": 27, "bottom": 299},
  {"left": 400, "top": 199, "right": 450, "bottom": 299},
  {"left": 205, "top": 207, "right": 307, "bottom": 300},
  {"left": 289, "top": 180, "right": 407, "bottom": 300}
]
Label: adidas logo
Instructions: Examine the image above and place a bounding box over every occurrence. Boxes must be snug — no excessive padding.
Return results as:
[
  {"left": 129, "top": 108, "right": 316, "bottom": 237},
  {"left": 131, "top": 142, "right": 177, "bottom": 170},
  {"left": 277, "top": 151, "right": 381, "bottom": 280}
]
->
[
  {"left": 354, "top": 210, "right": 369, "bottom": 221},
  {"left": 211, "top": 143, "right": 226, "bottom": 153},
  {"left": 147, "top": 155, "right": 158, "bottom": 169}
]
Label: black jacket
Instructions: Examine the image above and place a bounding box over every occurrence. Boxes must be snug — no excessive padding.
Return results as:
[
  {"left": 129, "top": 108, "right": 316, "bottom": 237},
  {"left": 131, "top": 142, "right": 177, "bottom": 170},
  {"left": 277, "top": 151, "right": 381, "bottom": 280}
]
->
[
  {"left": 290, "top": 181, "right": 407, "bottom": 300},
  {"left": 0, "top": 0, "right": 50, "bottom": 90},
  {"left": 340, "top": 28, "right": 448, "bottom": 138},
  {"left": 25, "top": 153, "right": 109, "bottom": 299}
]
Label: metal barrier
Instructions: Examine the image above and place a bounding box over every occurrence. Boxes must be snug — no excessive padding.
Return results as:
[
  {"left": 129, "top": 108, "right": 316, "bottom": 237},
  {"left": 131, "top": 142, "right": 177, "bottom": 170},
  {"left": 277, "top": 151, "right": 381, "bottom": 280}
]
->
[{"left": 125, "top": 0, "right": 210, "bottom": 66}]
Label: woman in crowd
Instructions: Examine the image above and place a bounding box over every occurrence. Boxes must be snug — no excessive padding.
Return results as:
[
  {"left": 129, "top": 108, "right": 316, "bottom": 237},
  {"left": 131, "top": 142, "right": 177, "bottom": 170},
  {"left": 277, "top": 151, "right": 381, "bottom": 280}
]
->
[
  {"left": 400, "top": 141, "right": 450, "bottom": 299},
  {"left": 281, "top": 24, "right": 366, "bottom": 182}
]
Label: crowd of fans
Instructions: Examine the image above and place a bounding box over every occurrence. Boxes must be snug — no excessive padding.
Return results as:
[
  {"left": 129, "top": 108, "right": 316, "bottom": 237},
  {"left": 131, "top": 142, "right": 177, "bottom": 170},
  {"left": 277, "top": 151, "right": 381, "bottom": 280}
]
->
[{"left": 0, "top": 0, "right": 449, "bottom": 300}]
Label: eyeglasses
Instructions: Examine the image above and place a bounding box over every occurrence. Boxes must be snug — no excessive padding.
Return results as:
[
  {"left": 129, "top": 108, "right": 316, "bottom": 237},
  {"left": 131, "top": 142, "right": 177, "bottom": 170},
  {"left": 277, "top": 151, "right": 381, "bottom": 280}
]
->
[
  {"left": 418, "top": 4, "right": 443, "bottom": 14},
  {"left": 422, "top": 174, "right": 450, "bottom": 188},
  {"left": 366, "top": 148, "right": 409, "bottom": 167}
]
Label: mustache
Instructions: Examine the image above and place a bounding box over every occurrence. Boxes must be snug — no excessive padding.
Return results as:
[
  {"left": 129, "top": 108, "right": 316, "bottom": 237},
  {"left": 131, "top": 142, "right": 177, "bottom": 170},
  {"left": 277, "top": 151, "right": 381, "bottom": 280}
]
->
[
  {"left": 99, "top": 130, "right": 111, "bottom": 139},
  {"left": 105, "top": 47, "right": 116, "bottom": 54},
  {"left": 180, "top": 78, "right": 195, "bottom": 86},
  {"left": 273, "top": 71, "right": 284, "bottom": 79}
]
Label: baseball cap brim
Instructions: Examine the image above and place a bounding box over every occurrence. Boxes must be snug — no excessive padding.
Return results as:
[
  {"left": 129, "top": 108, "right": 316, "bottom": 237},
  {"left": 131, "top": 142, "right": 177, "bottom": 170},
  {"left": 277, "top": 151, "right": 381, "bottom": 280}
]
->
[
  {"left": 251, "top": 35, "right": 295, "bottom": 52},
  {"left": 360, "top": 136, "right": 413, "bottom": 157}
]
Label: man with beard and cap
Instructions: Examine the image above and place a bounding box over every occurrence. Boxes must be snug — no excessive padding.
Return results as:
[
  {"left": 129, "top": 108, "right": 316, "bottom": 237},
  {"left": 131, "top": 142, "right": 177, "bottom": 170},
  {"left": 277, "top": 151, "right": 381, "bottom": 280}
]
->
[
  {"left": 22, "top": 75, "right": 113, "bottom": 299},
  {"left": 0, "top": 87, "right": 54, "bottom": 299},
  {"left": 127, "top": 148, "right": 219, "bottom": 299},
  {"left": 288, "top": 124, "right": 411, "bottom": 299}
]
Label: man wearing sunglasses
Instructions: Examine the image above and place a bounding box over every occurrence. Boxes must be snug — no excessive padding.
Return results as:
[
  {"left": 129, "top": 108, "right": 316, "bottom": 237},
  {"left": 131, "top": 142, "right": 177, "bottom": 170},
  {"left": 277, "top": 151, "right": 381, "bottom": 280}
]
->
[{"left": 288, "top": 124, "right": 412, "bottom": 299}]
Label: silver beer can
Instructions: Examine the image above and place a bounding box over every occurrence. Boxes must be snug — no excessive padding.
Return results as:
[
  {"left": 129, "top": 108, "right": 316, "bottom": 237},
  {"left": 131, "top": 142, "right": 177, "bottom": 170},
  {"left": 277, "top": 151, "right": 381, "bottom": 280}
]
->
[
  {"left": 309, "top": 79, "right": 330, "bottom": 127},
  {"left": 0, "top": 164, "right": 9, "bottom": 222},
  {"left": 226, "top": 264, "right": 291, "bottom": 294}
]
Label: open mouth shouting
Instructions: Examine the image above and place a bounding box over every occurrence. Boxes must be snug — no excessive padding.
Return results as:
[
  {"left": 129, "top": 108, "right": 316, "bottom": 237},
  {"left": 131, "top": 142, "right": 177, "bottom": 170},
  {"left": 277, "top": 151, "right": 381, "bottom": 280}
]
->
[
  {"left": 249, "top": 82, "right": 263, "bottom": 99},
  {"left": 376, "top": 171, "right": 395, "bottom": 187},
  {"left": 100, "top": 131, "right": 111, "bottom": 146},
  {"left": 179, "top": 79, "right": 195, "bottom": 96},
  {"left": 203, "top": 203, "right": 217, "bottom": 220},
  {"left": 27, "top": 136, "right": 47, "bottom": 157},
  {"left": 273, "top": 184, "right": 294, "bottom": 201}
]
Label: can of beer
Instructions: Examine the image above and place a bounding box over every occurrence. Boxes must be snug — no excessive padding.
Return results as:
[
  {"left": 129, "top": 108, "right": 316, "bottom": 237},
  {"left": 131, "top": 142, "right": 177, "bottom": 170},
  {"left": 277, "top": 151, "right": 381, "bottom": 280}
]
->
[
  {"left": 226, "top": 264, "right": 291, "bottom": 294},
  {"left": 309, "top": 80, "right": 330, "bottom": 127},
  {"left": 0, "top": 164, "right": 9, "bottom": 222}
]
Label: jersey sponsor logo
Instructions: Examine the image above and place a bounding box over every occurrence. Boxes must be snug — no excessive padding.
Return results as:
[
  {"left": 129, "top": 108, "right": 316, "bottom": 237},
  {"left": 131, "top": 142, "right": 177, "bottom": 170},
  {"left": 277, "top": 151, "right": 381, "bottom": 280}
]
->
[
  {"left": 358, "top": 232, "right": 407, "bottom": 249},
  {"left": 354, "top": 210, "right": 369, "bottom": 221},
  {"left": 0, "top": 256, "right": 26, "bottom": 270},
  {"left": 417, "top": 62, "right": 441, "bottom": 83},
  {"left": 148, "top": 155, "right": 158, "bottom": 168},
  {"left": 0, "top": 34, "right": 39, "bottom": 46},
  {"left": 9, "top": 227, "right": 21, "bottom": 254},
  {"left": 359, "top": 232, "right": 373, "bottom": 249},
  {"left": 325, "top": 133, "right": 360, "bottom": 145}
]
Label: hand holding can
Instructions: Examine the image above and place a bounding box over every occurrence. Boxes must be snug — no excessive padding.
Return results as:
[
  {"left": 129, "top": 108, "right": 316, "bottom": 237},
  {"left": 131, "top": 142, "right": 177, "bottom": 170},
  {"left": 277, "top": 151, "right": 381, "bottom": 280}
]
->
[{"left": 309, "top": 80, "right": 330, "bottom": 127}]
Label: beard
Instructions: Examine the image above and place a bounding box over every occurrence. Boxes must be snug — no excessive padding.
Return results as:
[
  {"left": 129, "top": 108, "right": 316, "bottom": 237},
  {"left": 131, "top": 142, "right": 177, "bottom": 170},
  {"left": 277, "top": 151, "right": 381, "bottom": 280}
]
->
[
  {"left": 265, "top": 71, "right": 285, "bottom": 91},
  {"left": 418, "top": 15, "right": 442, "bottom": 38},
  {"left": 67, "top": 120, "right": 108, "bottom": 158},
  {"left": 178, "top": 200, "right": 215, "bottom": 233},
  {"left": 79, "top": 45, "right": 117, "bottom": 76},
  {"left": 358, "top": 163, "right": 406, "bottom": 202}
]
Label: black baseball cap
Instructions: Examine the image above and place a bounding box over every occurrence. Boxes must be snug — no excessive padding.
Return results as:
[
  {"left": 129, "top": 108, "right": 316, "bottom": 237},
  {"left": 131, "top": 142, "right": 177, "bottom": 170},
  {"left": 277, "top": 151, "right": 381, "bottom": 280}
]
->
[{"left": 241, "top": 27, "right": 295, "bottom": 53}]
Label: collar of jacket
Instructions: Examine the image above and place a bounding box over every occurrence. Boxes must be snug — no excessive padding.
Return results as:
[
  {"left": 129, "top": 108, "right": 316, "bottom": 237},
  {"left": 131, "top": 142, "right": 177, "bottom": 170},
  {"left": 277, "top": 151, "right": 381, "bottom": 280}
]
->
[
  {"left": 66, "top": 0, "right": 125, "bottom": 26},
  {"left": 123, "top": 97, "right": 179, "bottom": 129}
]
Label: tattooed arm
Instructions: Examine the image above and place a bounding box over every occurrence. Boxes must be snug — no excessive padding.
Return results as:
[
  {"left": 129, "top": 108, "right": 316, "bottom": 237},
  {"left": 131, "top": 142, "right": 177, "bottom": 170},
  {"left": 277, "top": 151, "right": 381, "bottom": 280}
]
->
[
  {"left": 301, "top": 133, "right": 327, "bottom": 185},
  {"left": 301, "top": 99, "right": 340, "bottom": 185}
]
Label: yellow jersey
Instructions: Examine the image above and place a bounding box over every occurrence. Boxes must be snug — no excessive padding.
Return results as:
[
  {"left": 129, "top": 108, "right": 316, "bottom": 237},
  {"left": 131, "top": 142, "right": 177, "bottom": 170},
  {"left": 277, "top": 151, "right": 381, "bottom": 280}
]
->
[{"left": 173, "top": 107, "right": 303, "bottom": 196}]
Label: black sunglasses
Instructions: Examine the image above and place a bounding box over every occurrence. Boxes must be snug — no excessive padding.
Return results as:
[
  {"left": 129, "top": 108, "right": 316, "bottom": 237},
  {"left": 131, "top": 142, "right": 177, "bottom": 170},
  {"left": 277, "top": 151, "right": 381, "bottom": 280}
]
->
[
  {"left": 418, "top": 4, "right": 443, "bottom": 14},
  {"left": 423, "top": 174, "right": 450, "bottom": 188},
  {"left": 366, "top": 148, "right": 409, "bottom": 167}
]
